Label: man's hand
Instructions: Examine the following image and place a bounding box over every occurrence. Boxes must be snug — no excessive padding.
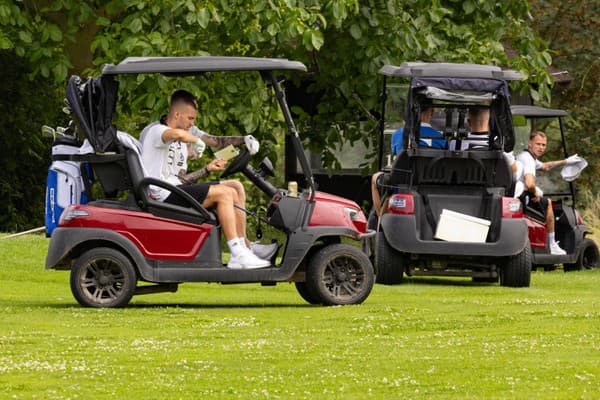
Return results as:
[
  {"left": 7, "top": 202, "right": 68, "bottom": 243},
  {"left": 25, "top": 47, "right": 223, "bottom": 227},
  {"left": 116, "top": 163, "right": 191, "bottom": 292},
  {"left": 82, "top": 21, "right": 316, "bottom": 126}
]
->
[
  {"left": 207, "top": 158, "right": 227, "bottom": 172},
  {"left": 191, "top": 138, "right": 206, "bottom": 158},
  {"left": 566, "top": 154, "right": 583, "bottom": 165},
  {"left": 244, "top": 135, "right": 260, "bottom": 155}
]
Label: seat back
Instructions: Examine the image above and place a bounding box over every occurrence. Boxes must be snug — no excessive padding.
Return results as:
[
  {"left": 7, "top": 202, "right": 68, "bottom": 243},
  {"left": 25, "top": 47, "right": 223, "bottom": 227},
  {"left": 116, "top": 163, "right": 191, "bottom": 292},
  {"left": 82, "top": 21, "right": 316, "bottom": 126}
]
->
[{"left": 389, "top": 149, "right": 512, "bottom": 190}]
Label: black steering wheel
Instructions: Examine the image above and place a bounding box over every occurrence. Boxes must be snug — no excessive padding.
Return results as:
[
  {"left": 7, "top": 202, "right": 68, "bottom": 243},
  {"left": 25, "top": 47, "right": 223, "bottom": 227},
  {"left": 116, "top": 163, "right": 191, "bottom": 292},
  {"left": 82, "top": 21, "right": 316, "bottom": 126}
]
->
[{"left": 220, "top": 148, "right": 251, "bottom": 179}]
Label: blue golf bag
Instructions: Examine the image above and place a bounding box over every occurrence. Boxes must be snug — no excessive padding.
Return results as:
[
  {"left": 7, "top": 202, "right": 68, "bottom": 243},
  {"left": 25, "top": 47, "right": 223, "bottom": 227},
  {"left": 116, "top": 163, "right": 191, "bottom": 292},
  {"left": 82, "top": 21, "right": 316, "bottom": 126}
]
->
[{"left": 45, "top": 136, "right": 91, "bottom": 237}]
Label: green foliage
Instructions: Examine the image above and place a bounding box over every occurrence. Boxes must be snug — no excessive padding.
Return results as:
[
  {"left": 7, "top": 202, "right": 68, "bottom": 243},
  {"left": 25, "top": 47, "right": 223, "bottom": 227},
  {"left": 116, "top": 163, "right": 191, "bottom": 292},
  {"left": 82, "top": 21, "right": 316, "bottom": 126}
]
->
[
  {"left": 2, "top": 234, "right": 600, "bottom": 398},
  {"left": 529, "top": 0, "right": 600, "bottom": 195},
  {"left": 0, "top": 0, "right": 556, "bottom": 228},
  {"left": 0, "top": 51, "right": 61, "bottom": 232}
]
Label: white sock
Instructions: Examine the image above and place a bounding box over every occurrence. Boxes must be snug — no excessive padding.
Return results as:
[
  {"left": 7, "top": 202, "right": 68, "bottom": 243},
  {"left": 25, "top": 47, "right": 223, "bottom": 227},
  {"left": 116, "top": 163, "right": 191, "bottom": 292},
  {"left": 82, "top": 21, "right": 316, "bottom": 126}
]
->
[
  {"left": 239, "top": 237, "right": 250, "bottom": 249},
  {"left": 548, "top": 232, "right": 556, "bottom": 244},
  {"left": 227, "top": 238, "right": 244, "bottom": 257}
]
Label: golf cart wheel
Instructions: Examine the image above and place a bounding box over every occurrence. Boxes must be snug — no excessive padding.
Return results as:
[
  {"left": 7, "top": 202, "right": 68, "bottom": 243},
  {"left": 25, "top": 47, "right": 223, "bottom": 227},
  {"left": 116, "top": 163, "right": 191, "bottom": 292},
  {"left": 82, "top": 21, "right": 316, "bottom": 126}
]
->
[
  {"left": 564, "top": 238, "right": 600, "bottom": 272},
  {"left": 500, "top": 241, "right": 531, "bottom": 288},
  {"left": 305, "top": 244, "right": 374, "bottom": 306},
  {"left": 367, "top": 207, "right": 379, "bottom": 231},
  {"left": 375, "top": 231, "right": 406, "bottom": 285},
  {"left": 294, "top": 282, "right": 320, "bottom": 305},
  {"left": 70, "top": 247, "right": 137, "bottom": 308}
]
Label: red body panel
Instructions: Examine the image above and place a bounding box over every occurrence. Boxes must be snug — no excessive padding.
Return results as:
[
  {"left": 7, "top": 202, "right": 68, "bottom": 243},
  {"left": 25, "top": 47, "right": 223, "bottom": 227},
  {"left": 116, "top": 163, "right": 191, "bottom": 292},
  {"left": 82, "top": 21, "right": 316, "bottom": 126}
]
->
[
  {"left": 60, "top": 205, "right": 213, "bottom": 260},
  {"left": 308, "top": 191, "right": 367, "bottom": 233},
  {"left": 525, "top": 216, "right": 546, "bottom": 249}
]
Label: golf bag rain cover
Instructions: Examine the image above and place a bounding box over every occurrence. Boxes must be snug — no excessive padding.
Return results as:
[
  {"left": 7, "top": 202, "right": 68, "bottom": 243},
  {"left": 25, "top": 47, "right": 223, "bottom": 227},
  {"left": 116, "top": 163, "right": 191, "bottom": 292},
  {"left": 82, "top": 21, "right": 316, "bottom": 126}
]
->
[
  {"left": 66, "top": 75, "right": 119, "bottom": 153},
  {"left": 45, "top": 138, "right": 89, "bottom": 236}
]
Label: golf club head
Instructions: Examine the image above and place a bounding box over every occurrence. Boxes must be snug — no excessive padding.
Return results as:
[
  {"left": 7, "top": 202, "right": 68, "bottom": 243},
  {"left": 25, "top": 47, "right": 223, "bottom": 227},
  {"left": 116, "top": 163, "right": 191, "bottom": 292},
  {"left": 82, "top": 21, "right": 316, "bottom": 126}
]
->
[{"left": 41, "top": 125, "right": 56, "bottom": 138}]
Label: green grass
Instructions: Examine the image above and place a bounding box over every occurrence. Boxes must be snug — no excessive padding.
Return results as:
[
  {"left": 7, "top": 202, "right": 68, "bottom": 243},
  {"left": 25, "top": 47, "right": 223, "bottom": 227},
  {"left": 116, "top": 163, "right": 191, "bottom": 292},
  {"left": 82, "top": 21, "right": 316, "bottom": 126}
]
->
[{"left": 1, "top": 234, "right": 599, "bottom": 399}]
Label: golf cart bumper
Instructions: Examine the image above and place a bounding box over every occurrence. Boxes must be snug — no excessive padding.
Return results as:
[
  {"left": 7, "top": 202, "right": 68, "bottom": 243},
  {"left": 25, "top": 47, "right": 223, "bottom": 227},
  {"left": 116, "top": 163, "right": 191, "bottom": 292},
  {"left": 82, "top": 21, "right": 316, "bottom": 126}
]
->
[{"left": 380, "top": 215, "right": 528, "bottom": 257}]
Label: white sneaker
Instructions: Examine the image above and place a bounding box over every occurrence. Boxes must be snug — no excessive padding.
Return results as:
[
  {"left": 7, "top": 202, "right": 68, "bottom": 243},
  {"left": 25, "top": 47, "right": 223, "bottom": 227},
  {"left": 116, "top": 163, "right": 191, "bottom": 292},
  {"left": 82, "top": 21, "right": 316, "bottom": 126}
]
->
[
  {"left": 250, "top": 242, "right": 278, "bottom": 260},
  {"left": 550, "top": 241, "right": 567, "bottom": 255},
  {"left": 227, "top": 248, "right": 271, "bottom": 270}
]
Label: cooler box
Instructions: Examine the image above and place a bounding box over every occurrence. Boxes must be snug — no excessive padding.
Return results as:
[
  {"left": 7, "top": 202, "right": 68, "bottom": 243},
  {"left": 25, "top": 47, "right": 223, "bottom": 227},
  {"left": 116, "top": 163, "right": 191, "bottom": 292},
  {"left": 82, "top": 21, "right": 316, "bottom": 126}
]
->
[{"left": 434, "top": 209, "right": 491, "bottom": 243}]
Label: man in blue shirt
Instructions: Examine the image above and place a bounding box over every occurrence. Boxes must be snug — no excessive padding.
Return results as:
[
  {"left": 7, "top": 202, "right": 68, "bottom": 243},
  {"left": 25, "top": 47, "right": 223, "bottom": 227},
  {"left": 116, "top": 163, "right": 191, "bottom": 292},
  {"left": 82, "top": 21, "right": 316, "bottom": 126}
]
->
[
  {"left": 371, "top": 105, "right": 445, "bottom": 217},
  {"left": 390, "top": 105, "right": 446, "bottom": 154}
]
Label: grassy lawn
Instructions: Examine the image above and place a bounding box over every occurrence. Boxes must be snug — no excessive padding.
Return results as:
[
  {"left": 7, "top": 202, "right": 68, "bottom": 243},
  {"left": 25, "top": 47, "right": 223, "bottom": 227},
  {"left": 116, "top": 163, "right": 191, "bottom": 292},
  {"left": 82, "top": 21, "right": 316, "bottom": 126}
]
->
[{"left": 1, "top": 234, "right": 599, "bottom": 399}]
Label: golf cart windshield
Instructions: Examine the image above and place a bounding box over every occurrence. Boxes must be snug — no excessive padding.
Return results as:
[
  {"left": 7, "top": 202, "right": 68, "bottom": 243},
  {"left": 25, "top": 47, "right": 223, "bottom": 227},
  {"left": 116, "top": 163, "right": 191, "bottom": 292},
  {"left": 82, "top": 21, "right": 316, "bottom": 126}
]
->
[{"left": 407, "top": 77, "right": 515, "bottom": 152}]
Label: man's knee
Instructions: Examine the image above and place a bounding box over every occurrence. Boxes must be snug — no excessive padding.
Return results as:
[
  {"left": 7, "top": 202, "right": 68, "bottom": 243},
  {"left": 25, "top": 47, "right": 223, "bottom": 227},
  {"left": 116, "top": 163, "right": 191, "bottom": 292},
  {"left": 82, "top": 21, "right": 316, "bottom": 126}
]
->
[
  {"left": 222, "top": 179, "right": 244, "bottom": 192},
  {"left": 208, "top": 184, "right": 235, "bottom": 201}
]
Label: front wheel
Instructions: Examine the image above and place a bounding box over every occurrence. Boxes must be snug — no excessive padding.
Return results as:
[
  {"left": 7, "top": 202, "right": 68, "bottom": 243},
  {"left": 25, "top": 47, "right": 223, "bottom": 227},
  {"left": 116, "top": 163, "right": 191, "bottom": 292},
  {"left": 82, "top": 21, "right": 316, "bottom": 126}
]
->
[
  {"left": 305, "top": 244, "right": 374, "bottom": 306},
  {"left": 500, "top": 241, "right": 531, "bottom": 288},
  {"left": 70, "top": 247, "right": 137, "bottom": 308},
  {"left": 564, "top": 238, "right": 600, "bottom": 272},
  {"left": 294, "top": 282, "right": 320, "bottom": 305}
]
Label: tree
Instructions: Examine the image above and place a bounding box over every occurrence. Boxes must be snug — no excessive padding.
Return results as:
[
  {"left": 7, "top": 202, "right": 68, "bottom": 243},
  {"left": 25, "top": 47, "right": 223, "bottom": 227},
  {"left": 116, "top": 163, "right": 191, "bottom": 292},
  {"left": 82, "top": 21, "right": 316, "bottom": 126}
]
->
[
  {"left": 0, "top": 0, "right": 553, "bottom": 230},
  {"left": 529, "top": 0, "right": 599, "bottom": 193}
]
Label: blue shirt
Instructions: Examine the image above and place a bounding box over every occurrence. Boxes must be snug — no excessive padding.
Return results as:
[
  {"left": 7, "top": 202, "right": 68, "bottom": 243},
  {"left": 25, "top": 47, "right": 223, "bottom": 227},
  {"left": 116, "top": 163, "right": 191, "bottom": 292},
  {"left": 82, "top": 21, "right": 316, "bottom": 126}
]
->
[{"left": 391, "top": 124, "right": 446, "bottom": 155}]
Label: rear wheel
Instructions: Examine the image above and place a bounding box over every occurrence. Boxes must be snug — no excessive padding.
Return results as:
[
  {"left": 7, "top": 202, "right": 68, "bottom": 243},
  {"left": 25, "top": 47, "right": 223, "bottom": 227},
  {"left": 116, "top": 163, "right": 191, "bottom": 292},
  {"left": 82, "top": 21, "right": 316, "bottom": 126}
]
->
[
  {"left": 305, "top": 244, "right": 374, "bottom": 305},
  {"left": 500, "top": 241, "right": 531, "bottom": 287},
  {"left": 375, "top": 231, "right": 407, "bottom": 285},
  {"left": 564, "top": 238, "right": 600, "bottom": 271},
  {"left": 367, "top": 207, "right": 379, "bottom": 231},
  {"left": 70, "top": 247, "right": 137, "bottom": 308}
]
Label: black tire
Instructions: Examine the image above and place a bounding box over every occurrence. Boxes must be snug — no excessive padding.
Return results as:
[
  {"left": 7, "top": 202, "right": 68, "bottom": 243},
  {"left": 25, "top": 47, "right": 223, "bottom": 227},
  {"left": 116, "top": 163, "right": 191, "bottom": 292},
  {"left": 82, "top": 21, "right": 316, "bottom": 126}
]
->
[
  {"left": 305, "top": 244, "right": 374, "bottom": 306},
  {"left": 70, "top": 247, "right": 137, "bottom": 308},
  {"left": 294, "top": 282, "right": 320, "bottom": 305},
  {"left": 367, "top": 207, "right": 379, "bottom": 231},
  {"left": 500, "top": 241, "right": 531, "bottom": 287},
  {"left": 564, "top": 238, "right": 600, "bottom": 272},
  {"left": 375, "top": 231, "right": 406, "bottom": 285}
]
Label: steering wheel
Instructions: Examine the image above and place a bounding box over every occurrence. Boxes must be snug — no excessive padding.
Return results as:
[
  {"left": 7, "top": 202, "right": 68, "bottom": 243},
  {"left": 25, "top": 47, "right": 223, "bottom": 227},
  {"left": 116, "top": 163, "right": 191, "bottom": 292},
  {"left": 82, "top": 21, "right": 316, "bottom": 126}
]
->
[{"left": 220, "top": 148, "right": 251, "bottom": 179}]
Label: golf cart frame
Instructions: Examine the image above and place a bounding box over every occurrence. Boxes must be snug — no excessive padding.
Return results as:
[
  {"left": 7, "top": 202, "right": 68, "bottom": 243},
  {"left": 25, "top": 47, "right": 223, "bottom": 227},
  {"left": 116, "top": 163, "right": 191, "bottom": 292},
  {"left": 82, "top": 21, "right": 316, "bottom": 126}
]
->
[
  {"left": 45, "top": 56, "right": 374, "bottom": 307},
  {"left": 511, "top": 105, "right": 599, "bottom": 271},
  {"left": 374, "top": 62, "right": 531, "bottom": 287}
]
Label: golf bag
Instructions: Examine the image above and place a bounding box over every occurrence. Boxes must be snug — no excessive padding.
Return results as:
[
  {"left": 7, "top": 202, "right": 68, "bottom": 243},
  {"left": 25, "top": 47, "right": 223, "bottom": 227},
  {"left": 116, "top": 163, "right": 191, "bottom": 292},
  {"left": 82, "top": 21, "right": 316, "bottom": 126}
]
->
[{"left": 45, "top": 136, "right": 91, "bottom": 237}]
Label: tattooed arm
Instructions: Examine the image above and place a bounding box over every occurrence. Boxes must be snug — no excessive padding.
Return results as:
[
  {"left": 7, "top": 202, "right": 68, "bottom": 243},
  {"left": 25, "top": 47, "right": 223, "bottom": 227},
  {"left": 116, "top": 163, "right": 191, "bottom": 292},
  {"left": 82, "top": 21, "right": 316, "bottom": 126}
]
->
[
  {"left": 178, "top": 159, "right": 228, "bottom": 184},
  {"left": 200, "top": 134, "right": 244, "bottom": 150}
]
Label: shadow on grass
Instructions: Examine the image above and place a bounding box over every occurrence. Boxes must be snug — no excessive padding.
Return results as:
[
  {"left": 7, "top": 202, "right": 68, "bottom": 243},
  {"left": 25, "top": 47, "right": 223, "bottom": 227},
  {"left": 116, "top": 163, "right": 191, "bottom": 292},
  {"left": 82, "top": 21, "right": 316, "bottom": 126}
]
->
[
  {"left": 20, "top": 301, "right": 317, "bottom": 309},
  {"left": 394, "top": 277, "right": 499, "bottom": 287}
]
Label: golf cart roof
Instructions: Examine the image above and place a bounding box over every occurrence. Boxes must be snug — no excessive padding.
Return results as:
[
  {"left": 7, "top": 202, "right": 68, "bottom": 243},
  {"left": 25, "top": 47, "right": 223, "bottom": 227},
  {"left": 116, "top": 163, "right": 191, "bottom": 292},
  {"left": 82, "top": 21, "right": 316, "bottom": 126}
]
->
[
  {"left": 511, "top": 105, "right": 568, "bottom": 118},
  {"left": 379, "top": 62, "right": 522, "bottom": 81},
  {"left": 102, "top": 56, "right": 307, "bottom": 75}
]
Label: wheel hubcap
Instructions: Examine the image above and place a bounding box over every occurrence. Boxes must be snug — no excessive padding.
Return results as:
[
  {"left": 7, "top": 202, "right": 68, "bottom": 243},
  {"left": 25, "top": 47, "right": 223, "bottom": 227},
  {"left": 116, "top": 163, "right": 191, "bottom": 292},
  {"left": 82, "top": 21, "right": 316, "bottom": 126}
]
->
[
  {"left": 323, "top": 256, "right": 364, "bottom": 299},
  {"left": 80, "top": 259, "right": 125, "bottom": 304}
]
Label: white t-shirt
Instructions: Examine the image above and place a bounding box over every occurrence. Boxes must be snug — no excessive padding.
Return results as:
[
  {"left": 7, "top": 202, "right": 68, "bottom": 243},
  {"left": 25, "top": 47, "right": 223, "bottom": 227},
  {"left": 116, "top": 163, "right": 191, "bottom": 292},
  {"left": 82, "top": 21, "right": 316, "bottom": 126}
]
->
[
  {"left": 140, "top": 121, "right": 184, "bottom": 200},
  {"left": 140, "top": 122, "right": 208, "bottom": 201},
  {"left": 515, "top": 150, "right": 543, "bottom": 198}
]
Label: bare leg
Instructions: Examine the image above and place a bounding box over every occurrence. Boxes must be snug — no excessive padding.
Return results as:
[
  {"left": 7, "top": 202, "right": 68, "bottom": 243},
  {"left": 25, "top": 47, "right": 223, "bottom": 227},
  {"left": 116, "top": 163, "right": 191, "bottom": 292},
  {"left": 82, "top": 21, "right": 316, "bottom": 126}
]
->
[
  {"left": 371, "top": 172, "right": 383, "bottom": 216},
  {"left": 546, "top": 199, "right": 555, "bottom": 234},
  {"left": 202, "top": 185, "right": 238, "bottom": 240},
  {"left": 221, "top": 180, "right": 248, "bottom": 243}
]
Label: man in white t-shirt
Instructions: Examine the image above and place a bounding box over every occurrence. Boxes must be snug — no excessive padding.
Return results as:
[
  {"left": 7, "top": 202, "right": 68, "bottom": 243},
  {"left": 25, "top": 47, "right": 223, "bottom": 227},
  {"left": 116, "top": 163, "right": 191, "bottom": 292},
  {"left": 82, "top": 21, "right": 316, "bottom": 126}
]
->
[
  {"left": 140, "top": 90, "right": 273, "bottom": 270},
  {"left": 515, "top": 131, "right": 572, "bottom": 255}
]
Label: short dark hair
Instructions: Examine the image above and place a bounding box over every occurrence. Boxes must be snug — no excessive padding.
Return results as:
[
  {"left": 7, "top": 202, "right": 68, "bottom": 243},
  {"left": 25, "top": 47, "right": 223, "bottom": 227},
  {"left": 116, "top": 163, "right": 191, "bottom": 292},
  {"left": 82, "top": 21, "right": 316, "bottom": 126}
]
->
[
  {"left": 467, "top": 107, "right": 489, "bottom": 123},
  {"left": 419, "top": 99, "right": 434, "bottom": 114},
  {"left": 170, "top": 90, "right": 197, "bottom": 110}
]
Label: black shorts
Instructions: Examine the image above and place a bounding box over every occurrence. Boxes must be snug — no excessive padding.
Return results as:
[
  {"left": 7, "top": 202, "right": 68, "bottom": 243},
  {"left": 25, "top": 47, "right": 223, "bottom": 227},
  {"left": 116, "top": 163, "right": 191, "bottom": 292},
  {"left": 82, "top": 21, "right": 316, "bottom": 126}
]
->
[{"left": 164, "top": 182, "right": 219, "bottom": 206}]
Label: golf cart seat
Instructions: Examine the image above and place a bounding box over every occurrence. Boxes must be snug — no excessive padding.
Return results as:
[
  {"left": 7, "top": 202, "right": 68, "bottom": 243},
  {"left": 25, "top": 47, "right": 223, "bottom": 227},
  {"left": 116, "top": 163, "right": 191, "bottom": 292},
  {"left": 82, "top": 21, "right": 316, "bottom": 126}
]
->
[
  {"left": 65, "top": 74, "right": 216, "bottom": 225},
  {"left": 390, "top": 148, "right": 512, "bottom": 190}
]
